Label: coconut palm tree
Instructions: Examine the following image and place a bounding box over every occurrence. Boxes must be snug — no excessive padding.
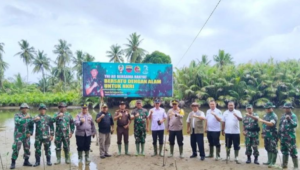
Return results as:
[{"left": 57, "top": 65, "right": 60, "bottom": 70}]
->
[
  {"left": 0, "top": 42, "right": 9, "bottom": 89},
  {"left": 32, "top": 50, "right": 51, "bottom": 93},
  {"left": 53, "top": 39, "right": 72, "bottom": 91},
  {"left": 200, "top": 55, "right": 211, "bottom": 65},
  {"left": 106, "top": 44, "right": 124, "bottom": 63},
  {"left": 85, "top": 53, "right": 95, "bottom": 62},
  {"left": 72, "top": 50, "right": 85, "bottom": 79},
  {"left": 15, "top": 40, "right": 35, "bottom": 82},
  {"left": 124, "top": 33, "right": 147, "bottom": 63},
  {"left": 213, "top": 49, "right": 233, "bottom": 70}
]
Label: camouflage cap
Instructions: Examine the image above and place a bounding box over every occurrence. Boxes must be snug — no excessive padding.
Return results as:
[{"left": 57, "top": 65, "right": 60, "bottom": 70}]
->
[
  {"left": 20, "top": 103, "right": 30, "bottom": 109},
  {"left": 90, "top": 65, "right": 98, "bottom": 70},
  {"left": 102, "top": 103, "right": 108, "bottom": 108},
  {"left": 172, "top": 99, "right": 179, "bottom": 105},
  {"left": 58, "top": 102, "right": 67, "bottom": 108},
  {"left": 264, "top": 102, "right": 275, "bottom": 109},
  {"left": 136, "top": 100, "right": 142, "bottom": 104},
  {"left": 283, "top": 103, "right": 294, "bottom": 109},
  {"left": 246, "top": 104, "right": 253, "bottom": 109},
  {"left": 38, "top": 103, "right": 47, "bottom": 110},
  {"left": 81, "top": 103, "right": 88, "bottom": 108},
  {"left": 190, "top": 102, "right": 199, "bottom": 107}
]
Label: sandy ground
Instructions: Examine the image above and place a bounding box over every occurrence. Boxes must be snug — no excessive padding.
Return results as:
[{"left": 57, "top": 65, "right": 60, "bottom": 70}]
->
[{"left": 0, "top": 129, "right": 299, "bottom": 170}]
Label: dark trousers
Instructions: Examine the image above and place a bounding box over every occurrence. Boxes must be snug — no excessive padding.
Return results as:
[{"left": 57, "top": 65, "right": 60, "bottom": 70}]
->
[
  {"left": 225, "top": 134, "right": 240, "bottom": 150},
  {"left": 191, "top": 129, "right": 205, "bottom": 157},
  {"left": 207, "top": 131, "right": 221, "bottom": 148},
  {"left": 152, "top": 130, "right": 164, "bottom": 145},
  {"left": 117, "top": 126, "right": 129, "bottom": 144},
  {"left": 76, "top": 134, "right": 92, "bottom": 151},
  {"left": 169, "top": 130, "right": 183, "bottom": 146}
]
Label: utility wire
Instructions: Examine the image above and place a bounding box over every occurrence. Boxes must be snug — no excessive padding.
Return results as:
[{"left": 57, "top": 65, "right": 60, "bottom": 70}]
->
[{"left": 176, "top": 0, "right": 222, "bottom": 66}]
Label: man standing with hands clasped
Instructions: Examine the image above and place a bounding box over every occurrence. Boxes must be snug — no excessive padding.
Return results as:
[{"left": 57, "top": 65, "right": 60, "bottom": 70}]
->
[
  {"left": 114, "top": 101, "right": 131, "bottom": 156},
  {"left": 167, "top": 99, "right": 185, "bottom": 158},
  {"left": 222, "top": 101, "right": 243, "bottom": 164},
  {"left": 278, "top": 103, "right": 298, "bottom": 169},
  {"left": 74, "top": 104, "right": 96, "bottom": 164},
  {"left": 187, "top": 102, "right": 206, "bottom": 160},
  {"left": 205, "top": 100, "right": 223, "bottom": 161},
  {"left": 96, "top": 103, "right": 114, "bottom": 159},
  {"left": 242, "top": 104, "right": 260, "bottom": 165},
  {"left": 149, "top": 99, "right": 167, "bottom": 157}
]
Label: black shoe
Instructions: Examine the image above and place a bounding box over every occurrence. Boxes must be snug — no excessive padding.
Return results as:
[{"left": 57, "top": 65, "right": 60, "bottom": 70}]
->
[
  {"left": 23, "top": 158, "right": 33, "bottom": 166},
  {"left": 200, "top": 157, "right": 205, "bottom": 161},
  {"left": 33, "top": 156, "right": 40, "bottom": 167},
  {"left": 10, "top": 159, "right": 16, "bottom": 169},
  {"left": 100, "top": 156, "right": 106, "bottom": 159},
  {"left": 190, "top": 154, "right": 197, "bottom": 158},
  {"left": 105, "top": 154, "right": 112, "bottom": 157},
  {"left": 246, "top": 155, "right": 251, "bottom": 164},
  {"left": 254, "top": 156, "right": 259, "bottom": 165},
  {"left": 46, "top": 156, "right": 52, "bottom": 166}
]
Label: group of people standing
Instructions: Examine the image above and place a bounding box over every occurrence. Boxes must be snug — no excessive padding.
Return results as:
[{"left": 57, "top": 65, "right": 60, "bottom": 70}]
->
[{"left": 9, "top": 99, "right": 299, "bottom": 170}]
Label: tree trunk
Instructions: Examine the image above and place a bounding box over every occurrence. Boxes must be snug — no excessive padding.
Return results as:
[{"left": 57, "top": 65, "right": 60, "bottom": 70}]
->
[
  {"left": 42, "top": 67, "right": 45, "bottom": 93},
  {"left": 27, "top": 64, "right": 29, "bottom": 82}
]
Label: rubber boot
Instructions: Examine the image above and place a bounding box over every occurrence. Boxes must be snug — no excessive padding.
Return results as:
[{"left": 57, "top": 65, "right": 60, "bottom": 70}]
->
[
  {"left": 151, "top": 145, "right": 157, "bottom": 157},
  {"left": 159, "top": 145, "right": 164, "bottom": 157},
  {"left": 46, "top": 156, "right": 52, "bottom": 166},
  {"left": 224, "top": 149, "right": 230, "bottom": 162},
  {"left": 268, "top": 153, "right": 279, "bottom": 168},
  {"left": 64, "top": 149, "right": 70, "bottom": 164},
  {"left": 282, "top": 155, "right": 288, "bottom": 169},
  {"left": 135, "top": 144, "right": 140, "bottom": 156},
  {"left": 10, "top": 159, "right": 16, "bottom": 169},
  {"left": 125, "top": 144, "right": 130, "bottom": 155},
  {"left": 140, "top": 144, "right": 145, "bottom": 156},
  {"left": 54, "top": 150, "right": 61, "bottom": 165},
  {"left": 254, "top": 156, "right": 259, "bottom": 165},
  {"left": 215, "top": 147, "right": 222, "bottom": 161},
  {"left": 23, "top": 158, "right": 33, "bottom": 166},
  {"left": 179, "top": 146, "right": 184, "bottom": 158},
  {"left": 263, "top": 152, "right": 271, "bottom": 165},
  {"left": 292, "top": 157, "right": 298, "bottom": 170},
  {"left": 118, "top": 144, "right": 122, "bottom": 156},
  {"left": 85, "top": 151, "right": 90, "bottom": 164},
  {"left": 168, "top": 145, "right": 174, "bottom": 158},
  {"left": 78, "top": 151, "right": 83, "bottom": 163},
  {"left": 234, "top": 150, "right": 241, "bottom": 164},
  {"left": 33, "top": 156, "right": 40, "bottom": 167},
  {"left": 206, "top": 146, "right": 214, "bottom": 158},
  {"left": 246, "top": 155, "right": 251, "bottom": 164}
]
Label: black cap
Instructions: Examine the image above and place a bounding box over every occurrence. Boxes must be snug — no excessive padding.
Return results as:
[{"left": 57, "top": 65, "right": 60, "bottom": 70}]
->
[
  {"left": 82, "top": 104, "right": 88, "bottom": 108},
  {"left": 154, "top": 99, "right": 160, "bottom": 103},
  {"left": 119, "top": 101, "right": 125, "bottom": 105}
]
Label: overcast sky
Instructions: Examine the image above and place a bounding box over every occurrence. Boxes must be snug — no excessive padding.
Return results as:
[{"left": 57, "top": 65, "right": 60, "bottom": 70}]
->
[{"left": 1, "top": 0, "right": 300, "bottom": 83}]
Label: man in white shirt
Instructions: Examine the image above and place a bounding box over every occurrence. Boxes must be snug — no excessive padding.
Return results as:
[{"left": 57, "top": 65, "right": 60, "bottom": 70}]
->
[
  {"left": 205, "top": 100, "right": 223, "bottom": 161},
  {"left": 149, "top": 99, "right": 167, "bottom": 157},
  {"left": 222, "top": 101, "right": 243, "bottom": 164}
]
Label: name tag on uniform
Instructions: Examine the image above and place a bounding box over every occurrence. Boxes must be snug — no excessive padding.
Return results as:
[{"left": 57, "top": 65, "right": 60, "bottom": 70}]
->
[
  {"left": 62, "top": 128, "right": 66, "bottom": 130},
  {"left": 43, "top": 136, "right": 48, "bottom": 139}
]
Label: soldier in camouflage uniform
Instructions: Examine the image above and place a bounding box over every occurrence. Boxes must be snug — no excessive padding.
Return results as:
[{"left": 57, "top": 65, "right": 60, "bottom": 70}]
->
[
  {"left": 53, "top": 102, "right": 75, "bottom": 165},
  {"left": 278, "top": 103, "right": 298, "bottom": 169},
  {"left": 242, "top": 104, "right": 260, "bottom": 165},
  {"left": 33, "top": 103, "right": 54, "bottom": 167},
  {"left": 258, "top": 102, "right": 279, "bottom": 168},
  {"left": 84, "top": 65, "right": 103, "bottom": 96},
  {"left": 130, "top": 100, "right": 149, "bottom": 156},
  {"left": 10, "top": 103, "right": 34, "bottom": 169}
]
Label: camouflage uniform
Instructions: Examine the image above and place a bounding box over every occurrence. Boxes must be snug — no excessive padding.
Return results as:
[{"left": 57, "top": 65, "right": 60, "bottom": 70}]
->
[
  {"left": 243, "top": 112, "right": 260, "bottom": 156},
  {"left": 84, "top": 77, "right": 102, "bottom": 96},
  {"left": 11, "top": 112, "right": 34, "bottom": 160},
  {"left": 131, "top": 108, "right": 148, "bottom": 144},
  {"left": 262, "top": 112, "right": 278, "bottom": 154}
]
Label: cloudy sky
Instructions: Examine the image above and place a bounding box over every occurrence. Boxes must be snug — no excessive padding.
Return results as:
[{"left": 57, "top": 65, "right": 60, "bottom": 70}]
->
[{"left": 1, "top": 0, "right": 300, "bottom": 83}]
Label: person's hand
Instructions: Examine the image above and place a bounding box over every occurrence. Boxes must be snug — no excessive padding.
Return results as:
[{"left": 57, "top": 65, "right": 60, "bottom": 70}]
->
[
  {"left": 59, "top": 112, "right": 64, "bottom": 117},
  {"left": 166, "top": 129, "right": 169, "bottom": 134},
  {"left": 92, "top": 82, "right": 98, "bottom": 88},
  {"left": 146, "top": 127, "right": 149, "bottom": 132},
  {"left": 26, "top": 134, "right": 31, "bottom": 138},
  {"left": 119, "top": 113, "right": 122, "bottom": 118},
  {"left": 35, "top": 116, "right": 40, "bottom": 121},
  {"left": 25, "top": 115, "right": 30, "bottom": 119},
  {"left": 285, "top": 115, "right": 291, "bottom": 120},
  {"left": 243, "top": 131, "right": 246, "bottom": 136},
  {"left": 187, "top": 129, "right": 190, "bottom": 134},
  {"left": 149, "top": 110, "right": 153, "bottom": 115},
  {"left": 258, "top": 118, "right": 263, "bottom": 122},
  {"left": 124, "top": 124, "right": 129, "bottom": 129},
  {"left": 245, "top": 113, "right": 250, "bottom": 117},
  {"left": 222, "top": 131, "right": 225, "bottom": 136},
  {"left": 211, "top": 111, "right": 215, "bottom": 116},
  {"left": 192, "top": 114, "right": 198, "bottom": 118},
  {"left": 159, "top": 120, "right": 164, "bottom": 124},
  {"left": 80, "top": 118, "right": 85, "bottom": 123},
  {"left": 233, "top": 112, "right": 237, "bottom": 117},
  {"left": 69, "top": 133, "right": 73, "bottom": 138},
  {"left": 100, "top": 114, "right": 105, "bottom": 118},
  {"left": 50, "top": 136, "right": 53, "bottom": 141},
  {"left": 135, "top": 113, "right": 140, "bottom": 118}
]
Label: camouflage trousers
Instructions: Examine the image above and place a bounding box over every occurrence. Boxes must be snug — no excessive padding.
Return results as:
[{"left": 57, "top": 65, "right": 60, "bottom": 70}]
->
[
  {"left": 134, "top": 129, "right": 146, "bottom": 144},
  {"left": 245, "top": 136, "right": 259, "bottom": 156},
  {"left": 35, "top": 138, "right": 51, "bottom": 157},
  {"left": 280, "top": 138, "right": 298, "bottom": 158},
  {"left": 11, "top": 135, "right": 30, "bottom": 160},
  {"left": 54, "top": 135, "right": 70, "bottom": 151},
  {"left": 264, "top": 137, "right": 278, "bottom": 154}
]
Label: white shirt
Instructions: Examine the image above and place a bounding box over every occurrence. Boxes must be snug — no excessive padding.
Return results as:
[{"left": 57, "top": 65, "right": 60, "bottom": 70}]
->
[
  {"left": 206, "top": 108, "right": 223, "bottom": 131},
  {"left": 222, "top": 109, "right": 243, "bottom": 134},
  {"left": 149, "top": 107, "right": 167, "bottom": 131},
  {"left": 186, "top": 111, "right": 205, "bottom": 128}
]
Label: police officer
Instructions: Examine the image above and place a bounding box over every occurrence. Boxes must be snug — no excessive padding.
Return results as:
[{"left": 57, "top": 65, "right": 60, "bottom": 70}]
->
[
  {"left": 278, "top": 103, "right": 298, "bottom": 169},
  {"left": 242, "top": 104, "right": 260, "bottom": 164},
  {"left": 130, "top": 100, "right": 149, "bottom": 156},
  {"left": 33, "top": 103, "right": 54, "bottom": 167},
  {"left": 84, "top": 65, "right": 103, "bottom": 96},
  {"left": 53, "top": 102, "right": 75, "bottom": 165},
  {"left": 258, "top": 102, "right": 279, "bottom": 168},
  {"left": 10, "top": 103, "right": 34, "bottom": 169}
]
